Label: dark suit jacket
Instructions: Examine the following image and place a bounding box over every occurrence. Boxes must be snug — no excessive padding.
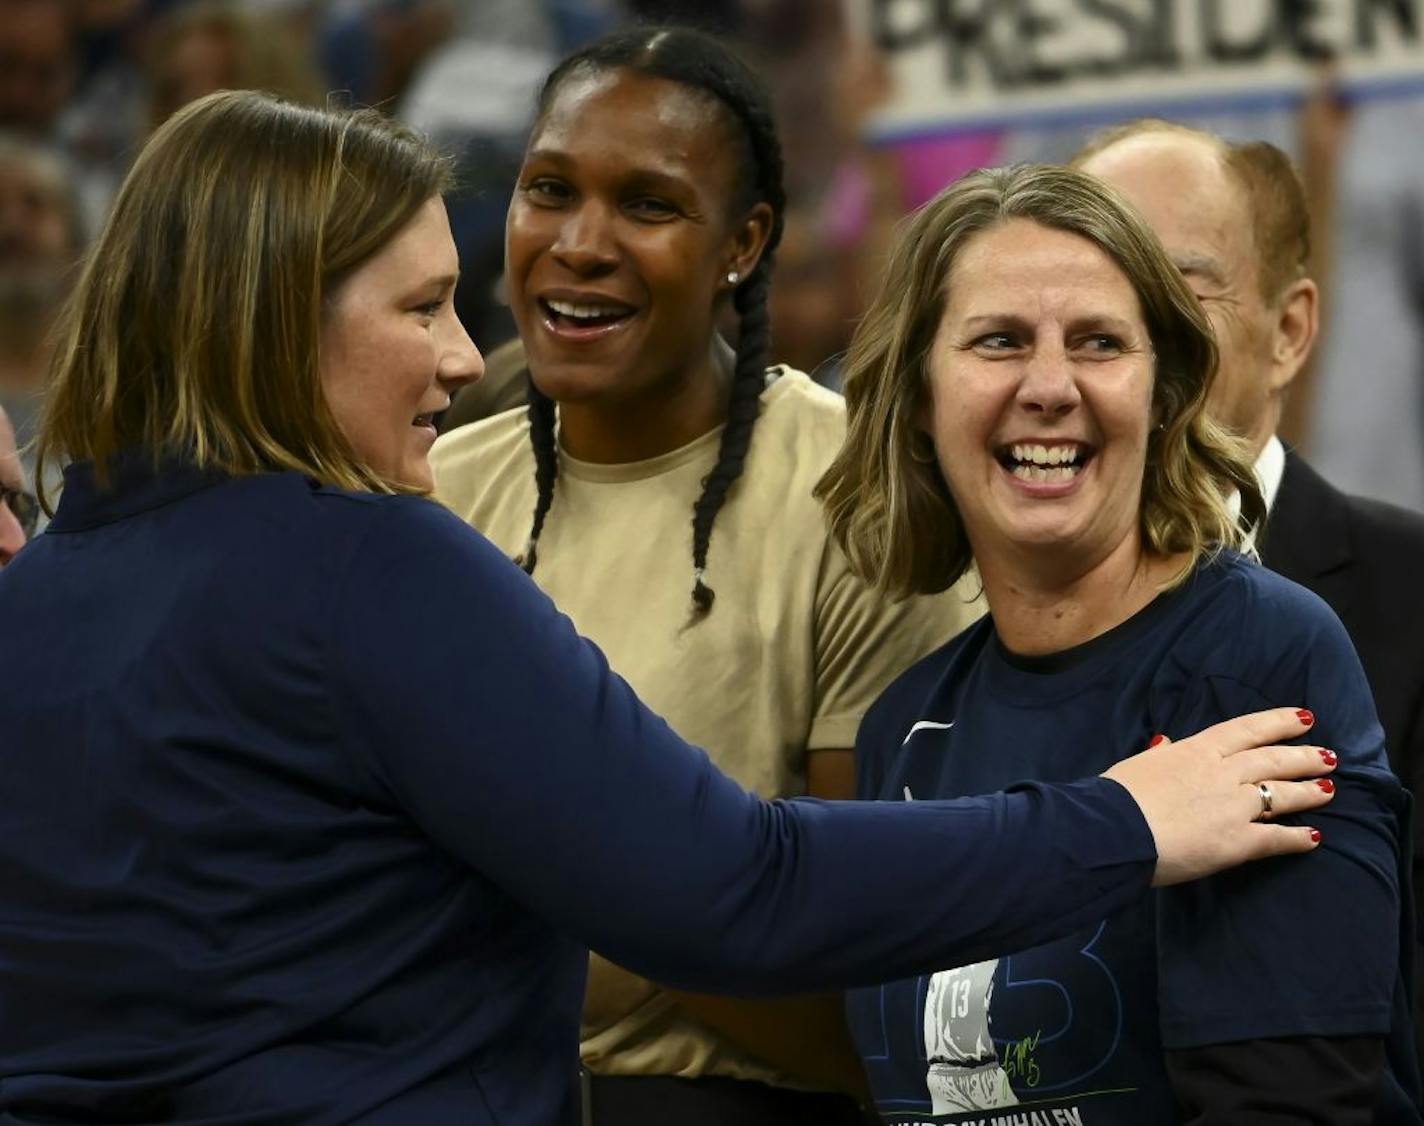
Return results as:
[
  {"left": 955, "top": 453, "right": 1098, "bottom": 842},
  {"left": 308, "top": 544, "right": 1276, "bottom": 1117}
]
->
[
  {"left": 1261, "top": 448, "right": 1424, "bottom": 1070},
  {"left": 1261, "top": 450, "right": 1424, "bottom": 794}
]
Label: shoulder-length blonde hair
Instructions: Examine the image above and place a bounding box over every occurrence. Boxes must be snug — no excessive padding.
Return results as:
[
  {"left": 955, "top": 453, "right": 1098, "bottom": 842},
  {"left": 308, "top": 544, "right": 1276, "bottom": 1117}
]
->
[
  {"left": 36, "top": 90, "right": 452, "bottom": 508},
  {"left": 816, "top": 163, "right": 1263, "bottom": 598}
]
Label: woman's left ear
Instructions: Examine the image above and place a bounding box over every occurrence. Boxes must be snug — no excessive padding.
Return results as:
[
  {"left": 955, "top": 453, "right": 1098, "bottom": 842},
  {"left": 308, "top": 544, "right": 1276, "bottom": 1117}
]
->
[{"left": 726, "top": 201, "right": 775, "bottom": 286}]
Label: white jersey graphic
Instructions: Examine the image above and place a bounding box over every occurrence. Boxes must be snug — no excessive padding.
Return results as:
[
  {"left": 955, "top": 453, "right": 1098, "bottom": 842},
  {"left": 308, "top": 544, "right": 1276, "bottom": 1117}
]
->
[
  {"left": 923, "top": 959, "right": 1020, "bottom": 1112},
  {"left": 902, "top": 719, "right": 955, "bottom": 745}
]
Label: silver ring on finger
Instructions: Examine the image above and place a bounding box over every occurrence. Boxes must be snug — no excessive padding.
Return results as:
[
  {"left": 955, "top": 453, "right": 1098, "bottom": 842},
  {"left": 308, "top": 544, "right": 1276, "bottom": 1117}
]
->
[{"left": 1256, "top": 781, "right": 1274, "bottom": 821}]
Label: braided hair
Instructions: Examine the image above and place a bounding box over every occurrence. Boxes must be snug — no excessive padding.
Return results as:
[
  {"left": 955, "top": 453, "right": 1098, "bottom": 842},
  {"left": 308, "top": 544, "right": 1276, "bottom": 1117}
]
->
[{"left": 516, "top": 27, "right": 787, "bottom": 619}]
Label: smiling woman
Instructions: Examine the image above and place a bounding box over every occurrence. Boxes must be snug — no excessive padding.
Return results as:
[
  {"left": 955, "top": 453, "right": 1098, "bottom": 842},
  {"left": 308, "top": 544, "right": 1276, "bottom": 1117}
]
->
[
  {"left": 319, "top": 196, "right": 480, "bottom": 492},
  {"left": 819, "top": 164, "right": 1420, "bottom": 1123},
  {"left": 818, "top": 163, "right": 1258, "bottom": 604},
  {"left": 928, "top": 219, "right": 1162, "bottom": 586},
  {"left": 429, "top": 25, "right": 982, "bottom": 1122}
]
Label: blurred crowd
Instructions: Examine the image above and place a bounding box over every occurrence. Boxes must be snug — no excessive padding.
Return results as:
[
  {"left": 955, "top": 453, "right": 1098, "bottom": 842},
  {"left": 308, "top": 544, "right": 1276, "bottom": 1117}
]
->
[{"left": 3, "top": 0, "right": 1423, "bottom": 518}]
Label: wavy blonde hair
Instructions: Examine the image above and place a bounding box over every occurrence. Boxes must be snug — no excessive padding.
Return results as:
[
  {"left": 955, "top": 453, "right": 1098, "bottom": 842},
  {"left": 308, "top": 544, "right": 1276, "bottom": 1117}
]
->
[
  {"left": 36, "top": 90, "right": 452, "bottom": 509},
  {"left": 816, "top": 163, "right": 1262, "bottom": 598}
]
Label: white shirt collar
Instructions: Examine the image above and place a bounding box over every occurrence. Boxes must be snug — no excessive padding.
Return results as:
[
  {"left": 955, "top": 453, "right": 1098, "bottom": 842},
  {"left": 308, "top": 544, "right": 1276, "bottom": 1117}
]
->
[
  {"left": 1254, "top": 434, "right": 1287, "bottom": 514},
  {"left": 1227, "top": 435, "right": 1285, "bottom": 553}
]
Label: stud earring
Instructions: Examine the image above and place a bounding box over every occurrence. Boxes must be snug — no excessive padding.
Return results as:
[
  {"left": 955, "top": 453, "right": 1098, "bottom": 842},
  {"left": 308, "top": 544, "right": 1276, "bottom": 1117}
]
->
[{"left": 726, "top": 270, "right": 740, "bottom": 286}]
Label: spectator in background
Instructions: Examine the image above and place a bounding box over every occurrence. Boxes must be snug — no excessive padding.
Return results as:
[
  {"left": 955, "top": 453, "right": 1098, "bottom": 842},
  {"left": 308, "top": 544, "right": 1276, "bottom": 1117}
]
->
[
  {"left": 0, "top": 0, "right": 79, "bottom": 138},
  {"left": 766, "top": 197, "right": 857, "bottom": 389},
  {"left": 745, "top": 23, "right": 1003, "bottom": 337},
  {"left": 1075, "top": 120, "right": 1424, "bottom": 1060},
  {"left": 0, "top": 404, "right": 32, "bottom": 567},
  {"left": 145, "top": 0, "right": 324, "bottom": 132},
  {"left": 0, "top": 134, "right": 83, "bottom": 491},
  {"left": 44, "top": 0, "right": 156, "bottom": 228},
  {"left": 318, "top": 0, "right": 458, "bottom": 108},
  {"left": 0, "top": 0, "right": 134, "bottom": 225},
  {"left": 70, "top": 0, "right": 157, "bottom": 88}
]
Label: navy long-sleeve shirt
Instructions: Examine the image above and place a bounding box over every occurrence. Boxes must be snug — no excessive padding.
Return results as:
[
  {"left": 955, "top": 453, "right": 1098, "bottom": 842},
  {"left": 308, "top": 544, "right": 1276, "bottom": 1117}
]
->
[{"left": 0, "top": 458, "right": 1155, "bottom": 1124}]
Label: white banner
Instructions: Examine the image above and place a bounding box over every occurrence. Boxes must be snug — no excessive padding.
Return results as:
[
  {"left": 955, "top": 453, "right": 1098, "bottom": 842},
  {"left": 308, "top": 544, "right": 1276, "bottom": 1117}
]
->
[{"left": 860, "top": 0, "right": 1424, "bottom": 139}]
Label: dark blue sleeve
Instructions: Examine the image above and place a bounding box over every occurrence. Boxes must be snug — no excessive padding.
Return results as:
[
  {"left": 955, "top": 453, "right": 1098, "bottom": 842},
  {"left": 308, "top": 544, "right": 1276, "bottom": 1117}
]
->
[
  {"left": 326, "top": 499, "right": 1157, "bottom": 995},
  {"left": 1156, "top": 578, "right": 1405, "bottom": 1047}
]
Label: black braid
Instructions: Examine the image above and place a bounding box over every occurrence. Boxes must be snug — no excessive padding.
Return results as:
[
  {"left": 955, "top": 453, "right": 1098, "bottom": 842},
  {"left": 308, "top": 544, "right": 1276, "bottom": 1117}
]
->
[
  {"left": 522, "top": 27, "right": 787, "bottom": 616},
  {"left": 689, "top": 259, "right": 773, "bottom": 612},
  {"left": 517, "top": 375, "right": 559, "bottom": 574}
]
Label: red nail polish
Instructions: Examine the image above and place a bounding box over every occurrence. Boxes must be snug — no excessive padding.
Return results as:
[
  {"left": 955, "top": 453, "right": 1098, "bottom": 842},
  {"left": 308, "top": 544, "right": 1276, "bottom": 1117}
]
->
[
  {"left": 1148, "top": 733, "right": 1165, "bottom": 748},
  {"left": 1320, "top": 750, "right": 1338, "bottom": 766},
  {"left": 1297, "top": 709, "right": 1314, "bottom": 726},
  {"left": 1317, "top": 778, "right": 1335, "bottom": 794},
  {"left": 1309, "top": 829, "right": 1322, "bottom": 843}
]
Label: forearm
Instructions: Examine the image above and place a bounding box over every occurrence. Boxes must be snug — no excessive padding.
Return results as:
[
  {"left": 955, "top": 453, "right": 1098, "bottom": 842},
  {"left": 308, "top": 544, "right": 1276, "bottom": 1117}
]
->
[
  {"left": 337, "top": 505, "right": 1156, "bottom": 995},
  {"left": 605, "top": 781, "right": 1153, "bottom": 995}
]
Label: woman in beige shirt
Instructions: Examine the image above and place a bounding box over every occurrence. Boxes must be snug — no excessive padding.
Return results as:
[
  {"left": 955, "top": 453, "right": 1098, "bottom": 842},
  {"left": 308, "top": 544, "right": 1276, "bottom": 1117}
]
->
[{"left": 431, "top": 24, "right": 977, "bottom": 1124}]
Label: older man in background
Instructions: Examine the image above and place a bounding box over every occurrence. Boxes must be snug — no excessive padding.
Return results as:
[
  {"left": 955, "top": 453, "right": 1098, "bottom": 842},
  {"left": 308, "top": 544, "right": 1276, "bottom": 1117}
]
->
[
  {"left": 1077, "top": 120, "right": 1424, "bottom": 1066},
  {"left": 0, "top": 404, "right": 31, "bottom": 567}
]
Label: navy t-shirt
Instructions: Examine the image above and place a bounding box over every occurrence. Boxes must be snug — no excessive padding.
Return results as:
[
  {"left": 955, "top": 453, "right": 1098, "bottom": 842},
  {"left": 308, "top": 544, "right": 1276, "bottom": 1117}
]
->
[{"left": 848, "top": 553, "right": 1417, "bottom": 1124}]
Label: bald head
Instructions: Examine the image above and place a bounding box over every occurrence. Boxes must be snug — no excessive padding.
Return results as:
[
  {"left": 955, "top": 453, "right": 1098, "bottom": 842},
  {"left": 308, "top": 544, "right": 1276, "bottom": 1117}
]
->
[
  {"left": 1079, "top": 130, "right": 1248, "bottom": 301},
  {"left": 1075, "top": 124, "right": 1318, "bottom": 458}
]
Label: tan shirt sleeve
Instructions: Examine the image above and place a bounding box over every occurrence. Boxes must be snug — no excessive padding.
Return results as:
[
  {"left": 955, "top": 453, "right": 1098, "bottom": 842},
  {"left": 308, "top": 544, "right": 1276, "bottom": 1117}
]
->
[{"left": 808, "top": 544, "right": 983, "bottom": 751}]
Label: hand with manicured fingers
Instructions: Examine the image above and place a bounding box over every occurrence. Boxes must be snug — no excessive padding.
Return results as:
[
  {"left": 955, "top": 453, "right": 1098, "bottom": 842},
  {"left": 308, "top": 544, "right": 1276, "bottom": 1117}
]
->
[{"left": 1103, "top": 707, "right": 1337, "bottom": 887}]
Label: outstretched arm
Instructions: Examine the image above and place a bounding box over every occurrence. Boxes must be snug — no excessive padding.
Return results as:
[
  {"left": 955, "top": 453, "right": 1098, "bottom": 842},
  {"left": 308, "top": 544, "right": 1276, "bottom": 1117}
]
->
[{"left": 329, "top": 501, "right": 1333, "bottom": 994}]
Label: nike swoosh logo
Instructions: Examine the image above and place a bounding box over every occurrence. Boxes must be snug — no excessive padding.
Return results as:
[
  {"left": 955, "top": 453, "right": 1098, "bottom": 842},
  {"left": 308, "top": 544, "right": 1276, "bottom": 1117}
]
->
[{"left": 902, "top": 719, "right": 955, "bottom": 745}]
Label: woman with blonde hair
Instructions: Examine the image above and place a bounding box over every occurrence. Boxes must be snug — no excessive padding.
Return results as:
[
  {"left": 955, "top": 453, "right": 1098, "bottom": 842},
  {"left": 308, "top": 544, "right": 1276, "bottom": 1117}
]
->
[
  {"left": 820, "top": 163, "right": 1419, "bottom": 1123},
  {"left": 0, "top": 93, "right": 1336, "bottom": 1124}
]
